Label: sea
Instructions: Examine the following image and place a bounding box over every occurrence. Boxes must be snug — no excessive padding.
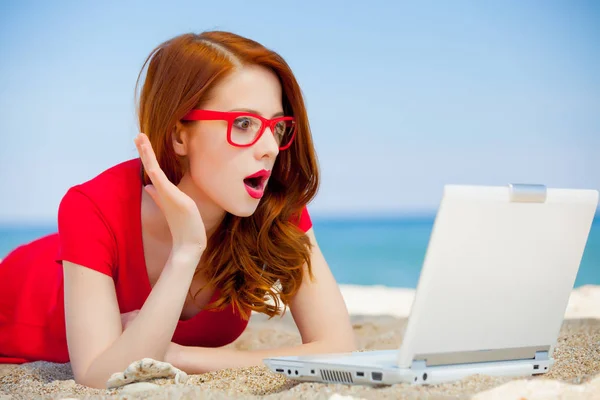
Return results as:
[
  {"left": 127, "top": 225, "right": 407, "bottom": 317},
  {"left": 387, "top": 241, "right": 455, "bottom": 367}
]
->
[{"left": 1, "top": 215, "right": 599, "bottom": 288}]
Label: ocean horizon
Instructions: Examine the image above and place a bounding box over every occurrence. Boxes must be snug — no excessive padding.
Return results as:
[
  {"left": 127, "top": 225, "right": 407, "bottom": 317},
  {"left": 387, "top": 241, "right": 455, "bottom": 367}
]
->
[{"left": 1, "top": 214, "right": 599, "bottom": 289}]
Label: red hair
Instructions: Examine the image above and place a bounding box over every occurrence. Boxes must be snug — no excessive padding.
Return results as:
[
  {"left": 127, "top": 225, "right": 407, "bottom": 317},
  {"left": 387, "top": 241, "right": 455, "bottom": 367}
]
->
[{"left": 135, "top": 31, "right": 319, "bottom": 319}]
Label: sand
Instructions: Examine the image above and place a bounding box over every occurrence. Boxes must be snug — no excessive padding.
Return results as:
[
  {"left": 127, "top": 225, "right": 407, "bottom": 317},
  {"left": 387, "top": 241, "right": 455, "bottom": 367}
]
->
[{"left": 1, "top": 284, "right": 599, "bottom": 400}]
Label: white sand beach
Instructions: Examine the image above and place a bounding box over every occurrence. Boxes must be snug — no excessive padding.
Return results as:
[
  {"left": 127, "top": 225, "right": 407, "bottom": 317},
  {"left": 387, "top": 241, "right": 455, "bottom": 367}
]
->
[{"left": 1, "top": 284, "right": 599, "bottom": 399}]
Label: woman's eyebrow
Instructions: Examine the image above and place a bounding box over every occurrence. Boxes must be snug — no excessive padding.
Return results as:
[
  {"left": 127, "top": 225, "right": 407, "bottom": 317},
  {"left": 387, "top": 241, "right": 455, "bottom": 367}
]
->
[{"left": 229, "top": 108, "right": 285, "bottom": 118}]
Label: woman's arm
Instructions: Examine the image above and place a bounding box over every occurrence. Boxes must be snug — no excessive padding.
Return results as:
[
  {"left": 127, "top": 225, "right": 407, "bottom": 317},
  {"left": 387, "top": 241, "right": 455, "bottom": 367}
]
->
[
  {"left": 64, "top": 247, "right": 201, "bottom": 389},
  {"left": 65, "top": 133, "right": 209, "bottom": 388},
  {"left": 286, "top": 227, "right": 357, "bottom": 350},
  {"left": 167, "top": 227, "right": 357, "bottom": 374}
]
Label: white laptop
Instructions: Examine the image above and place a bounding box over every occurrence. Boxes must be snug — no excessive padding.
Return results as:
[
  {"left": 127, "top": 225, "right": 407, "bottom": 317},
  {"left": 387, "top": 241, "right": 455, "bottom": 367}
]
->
[{"left": 263, "top": 183, "right": 599, "bottom": 386}]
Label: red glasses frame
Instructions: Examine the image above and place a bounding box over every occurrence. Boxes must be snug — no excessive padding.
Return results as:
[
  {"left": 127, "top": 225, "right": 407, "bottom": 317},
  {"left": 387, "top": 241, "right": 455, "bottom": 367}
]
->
[{"left": 181, "top": 109, "right": 297, "bottom": 150}]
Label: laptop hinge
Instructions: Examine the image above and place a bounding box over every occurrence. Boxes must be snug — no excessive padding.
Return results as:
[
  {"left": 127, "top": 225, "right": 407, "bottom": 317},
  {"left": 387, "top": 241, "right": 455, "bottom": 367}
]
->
[
  {"left": 410, "top": 360, "right": 427, "bottom": 371},
  {"left": 412, "top": 345, "right": 551, "bottom": 367},
  {"left": 508, "top": 183, "right": 547, "bottom": 203}
]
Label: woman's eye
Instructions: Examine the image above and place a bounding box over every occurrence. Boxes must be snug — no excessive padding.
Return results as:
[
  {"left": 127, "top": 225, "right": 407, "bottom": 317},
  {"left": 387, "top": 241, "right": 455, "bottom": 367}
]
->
[{"left": 233, "top": 117, "right": 252, "bottom": 130}]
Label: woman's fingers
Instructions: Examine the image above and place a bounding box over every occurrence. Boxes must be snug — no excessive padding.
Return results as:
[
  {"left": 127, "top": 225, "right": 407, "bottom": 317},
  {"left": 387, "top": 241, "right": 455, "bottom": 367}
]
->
[
  {"left": 143, "top": 184, "right": 163, "bottom": 210},
  {"left": 134, "top": 133, "right": 177, "bottom": 195},
  {"left": 134, "top": 133, "right": 197, "bottom": 215},
  {"left": 133, "top": 133, "right": 207, "bottom": 249}
]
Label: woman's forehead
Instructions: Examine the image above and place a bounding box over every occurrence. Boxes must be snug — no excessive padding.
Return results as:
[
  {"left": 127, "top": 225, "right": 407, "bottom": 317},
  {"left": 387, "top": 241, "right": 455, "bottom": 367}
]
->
[{"left": 205, "top": 65, "right": 284, "bottom": 116}]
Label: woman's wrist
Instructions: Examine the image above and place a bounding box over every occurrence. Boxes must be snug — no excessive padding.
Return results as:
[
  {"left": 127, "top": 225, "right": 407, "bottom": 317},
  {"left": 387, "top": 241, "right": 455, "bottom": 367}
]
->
[
  {"left": 165, "top": 342, "right": 183, "bottom": 367},
  {"left": 169, "top": 245, "right": 204, "bottom": 267}
]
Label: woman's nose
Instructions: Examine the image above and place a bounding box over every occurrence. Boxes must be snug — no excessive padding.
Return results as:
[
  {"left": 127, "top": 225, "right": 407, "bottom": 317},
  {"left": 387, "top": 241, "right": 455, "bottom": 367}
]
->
[{"left": 255, "top": 126, "right": 280, "bottom": 159}]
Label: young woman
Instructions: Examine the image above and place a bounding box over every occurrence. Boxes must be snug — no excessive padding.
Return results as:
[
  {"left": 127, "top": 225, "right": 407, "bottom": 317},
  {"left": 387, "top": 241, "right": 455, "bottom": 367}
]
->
[{"left": 0, "top": 31, "right": 356, "bottom": 388}]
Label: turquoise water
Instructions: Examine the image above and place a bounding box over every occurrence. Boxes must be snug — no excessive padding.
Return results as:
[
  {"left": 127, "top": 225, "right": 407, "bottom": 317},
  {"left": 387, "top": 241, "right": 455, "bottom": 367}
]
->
[
  {"left": 313, "top": 216, "right": 600, "bottom": 288},
  {"left": 1, "top": 216, "right": 598, "bottom": 288}
]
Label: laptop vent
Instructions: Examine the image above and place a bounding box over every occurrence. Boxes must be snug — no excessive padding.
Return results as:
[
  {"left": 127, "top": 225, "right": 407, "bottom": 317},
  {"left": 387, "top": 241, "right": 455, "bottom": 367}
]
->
[{"left": 320, "top": 369, "right": 353, "bottom": 384}]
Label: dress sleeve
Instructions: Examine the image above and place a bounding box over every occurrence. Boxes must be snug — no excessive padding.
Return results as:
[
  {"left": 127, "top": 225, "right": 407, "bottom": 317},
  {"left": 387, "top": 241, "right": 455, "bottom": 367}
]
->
[
  {"left": 294, "top": 206, "right": 313, "bottom": 233},
  {"left": 56, "top": 187, "right": 116, "bottom": 278}
]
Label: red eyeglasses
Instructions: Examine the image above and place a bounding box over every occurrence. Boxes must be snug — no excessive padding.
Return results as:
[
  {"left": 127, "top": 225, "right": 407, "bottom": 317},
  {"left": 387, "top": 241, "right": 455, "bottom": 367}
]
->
[{"left": 181, "top": 109, "right": 297, "bottom": 150}]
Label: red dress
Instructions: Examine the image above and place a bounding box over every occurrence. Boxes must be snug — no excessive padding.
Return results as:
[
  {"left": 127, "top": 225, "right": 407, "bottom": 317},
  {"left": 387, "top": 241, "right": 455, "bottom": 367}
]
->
[{"left": 0, "top": 158, "right": 312, "bottom": 364}]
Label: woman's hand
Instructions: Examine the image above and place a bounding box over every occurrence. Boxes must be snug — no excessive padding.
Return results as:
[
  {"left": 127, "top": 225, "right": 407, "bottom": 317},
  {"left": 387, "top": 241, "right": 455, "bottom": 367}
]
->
[
  {"left": 121, "top": 309, "right": 182, "bottom": 365},
  {"left": 134, "top": 133, "right": 207, "bottom": 255},
  {"left": 164, "top": 342, "right": 183, "bottom": 367}
]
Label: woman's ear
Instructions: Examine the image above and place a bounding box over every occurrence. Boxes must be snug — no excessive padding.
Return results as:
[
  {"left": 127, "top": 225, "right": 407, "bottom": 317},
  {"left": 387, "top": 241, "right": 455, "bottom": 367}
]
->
[{"left": 172, "top": 121, "right": 189, "bottom": 156}]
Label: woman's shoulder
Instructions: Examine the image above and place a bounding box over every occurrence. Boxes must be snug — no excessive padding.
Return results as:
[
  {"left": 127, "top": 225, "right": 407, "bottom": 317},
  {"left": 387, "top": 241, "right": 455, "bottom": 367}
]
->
[
  {"left": 56, "top": 158, "right": 142, "bottom": 277},
  {"left": 58, "top": 158, "right": 142, "bottom": 227},
  {"left": 294, "top": 206, "right": 313, "bottom": 233},
  {"left": 68, "top": 158, "right": 141, "bottom": 198},
  {"left": 61, "top": 158, "right": 141, "bottom": 204}
]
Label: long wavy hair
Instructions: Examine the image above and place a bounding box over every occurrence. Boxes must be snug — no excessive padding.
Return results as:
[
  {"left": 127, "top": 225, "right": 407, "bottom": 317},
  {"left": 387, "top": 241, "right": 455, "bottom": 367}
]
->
[{"left": 135, "top": 31, "right": 319, "bottom": 320}]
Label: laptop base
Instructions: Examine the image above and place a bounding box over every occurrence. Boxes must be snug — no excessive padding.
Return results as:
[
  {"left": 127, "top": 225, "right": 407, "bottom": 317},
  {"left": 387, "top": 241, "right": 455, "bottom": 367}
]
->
[{"left": 264, "top": 350, "right": 554, "bottom": 386}]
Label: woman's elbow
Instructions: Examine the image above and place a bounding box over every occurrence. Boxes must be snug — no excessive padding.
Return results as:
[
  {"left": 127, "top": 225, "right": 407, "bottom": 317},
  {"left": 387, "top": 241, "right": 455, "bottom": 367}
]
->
[
  {"left": 73, "top": 367, "right": 109, "bottom": 390},
  {"left": 75, "top": 375, "right": 106, "bottom": 390}
]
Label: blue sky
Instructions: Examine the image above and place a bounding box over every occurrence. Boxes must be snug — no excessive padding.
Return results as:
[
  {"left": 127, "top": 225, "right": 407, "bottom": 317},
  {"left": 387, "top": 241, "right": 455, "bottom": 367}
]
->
[{"left": 0, "top": 0, "right": 598, "bottom": 223}]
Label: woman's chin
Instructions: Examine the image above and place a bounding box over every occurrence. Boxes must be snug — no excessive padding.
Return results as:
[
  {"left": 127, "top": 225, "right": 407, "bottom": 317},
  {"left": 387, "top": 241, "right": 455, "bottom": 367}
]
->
[{"left": 225, "top": 198, "right": 261, "bottom": 218}]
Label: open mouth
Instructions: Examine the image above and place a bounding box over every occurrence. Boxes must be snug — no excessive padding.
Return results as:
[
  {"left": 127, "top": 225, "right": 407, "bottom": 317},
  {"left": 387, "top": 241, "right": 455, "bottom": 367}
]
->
[
  {"left": 243, "top": 169, "right": 270, "bottom": 199},
  {"left": 243, "top": 176, "right": 266, "bottom": 190}
]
